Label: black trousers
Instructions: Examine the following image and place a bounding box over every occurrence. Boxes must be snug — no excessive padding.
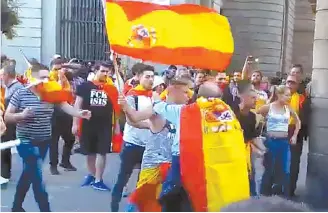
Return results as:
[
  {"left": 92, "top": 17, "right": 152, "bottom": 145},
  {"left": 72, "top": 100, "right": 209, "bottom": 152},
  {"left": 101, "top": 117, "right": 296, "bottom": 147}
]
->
[
  {"left": 290, "top": 140, "right": 303, "bottom": 195},
  {"left": 1, "top": 145, "right": 12, "bottom": 179},
  {"left": 1, "top": 125, "right": 16, "bottom": 179},
  {"left": 49, "top": 113, "right": 75, "bottom": 166}
]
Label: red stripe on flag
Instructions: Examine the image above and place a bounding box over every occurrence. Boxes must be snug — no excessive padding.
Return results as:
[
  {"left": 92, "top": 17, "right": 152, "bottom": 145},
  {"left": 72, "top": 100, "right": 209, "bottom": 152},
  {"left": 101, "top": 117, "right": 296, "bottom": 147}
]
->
[
  {"left": 180, "top": 104, "right": 208, "bottom": 211},
  {"left": 106, "top": 0, "right": 216, "bottom": 21},
  {"left": 111, "top": 45, "right": 231, "bottom": 71}
]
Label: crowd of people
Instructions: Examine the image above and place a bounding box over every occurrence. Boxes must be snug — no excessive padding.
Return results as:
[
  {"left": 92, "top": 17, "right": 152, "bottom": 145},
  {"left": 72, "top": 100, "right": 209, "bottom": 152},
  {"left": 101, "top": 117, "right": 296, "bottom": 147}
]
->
[{"left": 0, "top": 53, "right": 311, "bottom": 212}]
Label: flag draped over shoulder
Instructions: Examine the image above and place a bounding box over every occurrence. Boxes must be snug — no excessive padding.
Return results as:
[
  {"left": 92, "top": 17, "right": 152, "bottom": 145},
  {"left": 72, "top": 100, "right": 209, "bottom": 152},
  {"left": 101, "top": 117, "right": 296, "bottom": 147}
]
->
[
  {"left": 17, "top": 68, "right": 73, "bottom": 104},
  {"left": 103, "top": 0, "right": 234, "bottom": 71},
  {"left": 35, "top": 81, "right": 73, "bottom": 104},
  {"left": 93, "top": 78, "right": 120, "bottom": 115},
  {"left": 179, "top": 98, "right": 250, "bottom": 211},
  {"left": 127, "top": 84, "right": 153, "bottom": 97}
]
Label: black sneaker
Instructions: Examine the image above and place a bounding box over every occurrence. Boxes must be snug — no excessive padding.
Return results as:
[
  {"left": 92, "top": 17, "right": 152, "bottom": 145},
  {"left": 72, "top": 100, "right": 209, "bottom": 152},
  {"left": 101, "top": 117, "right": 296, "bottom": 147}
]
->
[
  {"left": 50, "top": 166, "right": 60, "bottom": 175},
  {"left": 59, "top": 163, "right": 77, "bottom": 171},
  {"left": 12, "top": 207, "right": 26, "bottom": 212}
]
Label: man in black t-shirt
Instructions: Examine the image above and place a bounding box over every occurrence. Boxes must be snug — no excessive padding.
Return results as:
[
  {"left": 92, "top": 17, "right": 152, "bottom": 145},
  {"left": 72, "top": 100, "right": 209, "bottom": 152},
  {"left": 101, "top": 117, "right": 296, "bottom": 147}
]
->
[
  {"left": 73, "top": 62, "right": 120, "bottom": 191},
  {"left": 234, "top": 84, "right": 259, "bottom": 196}
]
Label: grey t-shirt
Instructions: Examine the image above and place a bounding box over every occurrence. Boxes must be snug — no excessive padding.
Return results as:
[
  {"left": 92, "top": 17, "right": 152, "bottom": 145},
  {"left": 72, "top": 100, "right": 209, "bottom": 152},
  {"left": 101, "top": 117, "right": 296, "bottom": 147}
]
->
[
  {"left": 4, "top": 80, "right": 23, "bottom": 105},
  {"left": 123, "top": 95, "right": 152, "bottom": 147},
  {"left": 141, "top": 122, "right": 174, "bottom": 169}
]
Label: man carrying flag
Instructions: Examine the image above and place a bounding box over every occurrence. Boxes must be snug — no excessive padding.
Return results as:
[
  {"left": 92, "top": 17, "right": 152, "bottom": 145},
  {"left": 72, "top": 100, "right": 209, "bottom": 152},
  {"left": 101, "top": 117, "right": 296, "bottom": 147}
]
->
[
  {"left": 72, "top": 62, "right": 120, "bottom": 191},
  {"left": 153, "top": 81, "right": 250, "bottom": 211},
  {"left": 111, "top": 63, "right": 154, "bottom": 211},
  {"left": 118, "top": 76, "right": 191, "bottom": 212}
]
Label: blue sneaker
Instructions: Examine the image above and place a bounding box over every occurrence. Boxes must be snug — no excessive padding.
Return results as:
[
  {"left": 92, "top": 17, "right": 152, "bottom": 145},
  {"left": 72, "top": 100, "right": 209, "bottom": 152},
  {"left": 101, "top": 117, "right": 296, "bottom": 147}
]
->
[
  {"left": 81, "top": 175, "right": 95, "bottom": 187},
  {"left": 92, "top": 180, "right": 110, "bottom": 191}
]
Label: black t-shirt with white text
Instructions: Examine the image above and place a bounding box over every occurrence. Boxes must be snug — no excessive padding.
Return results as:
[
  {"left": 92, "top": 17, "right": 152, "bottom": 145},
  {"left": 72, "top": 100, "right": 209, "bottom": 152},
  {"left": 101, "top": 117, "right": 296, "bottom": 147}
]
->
[{"left": 76, "top": 81, "right": 113, "bottom": 127}]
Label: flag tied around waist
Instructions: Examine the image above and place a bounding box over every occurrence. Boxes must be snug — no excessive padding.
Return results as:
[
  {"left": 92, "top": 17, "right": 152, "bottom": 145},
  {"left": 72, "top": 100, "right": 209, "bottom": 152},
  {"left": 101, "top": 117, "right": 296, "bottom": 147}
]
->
[{"left": 103, "top": 0, "right": 234, "bottom": 71}]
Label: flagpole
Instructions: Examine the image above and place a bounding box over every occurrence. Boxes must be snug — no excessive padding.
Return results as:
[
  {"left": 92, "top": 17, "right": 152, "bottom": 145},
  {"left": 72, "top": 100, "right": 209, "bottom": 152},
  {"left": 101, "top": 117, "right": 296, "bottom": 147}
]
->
[
  {"left": 19, "top": 49, "right": 32, "bottom": 68},
  {"left": 113, "top": 52, "right": 123, "bottom": 93}
]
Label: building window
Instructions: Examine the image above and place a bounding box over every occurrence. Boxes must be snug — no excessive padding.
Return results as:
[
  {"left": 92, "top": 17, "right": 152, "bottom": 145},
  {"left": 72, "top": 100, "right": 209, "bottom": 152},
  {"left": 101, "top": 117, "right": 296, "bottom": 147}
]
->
[{"left": 57, "top": 0, "right": 110, "bottom": 61}]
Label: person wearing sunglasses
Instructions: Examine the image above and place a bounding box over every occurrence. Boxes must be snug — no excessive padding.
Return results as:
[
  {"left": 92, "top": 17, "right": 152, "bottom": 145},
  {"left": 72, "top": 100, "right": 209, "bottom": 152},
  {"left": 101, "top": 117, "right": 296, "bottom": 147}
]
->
[{"left": 285, "top": 74, "right": 308, "bottom": 197}]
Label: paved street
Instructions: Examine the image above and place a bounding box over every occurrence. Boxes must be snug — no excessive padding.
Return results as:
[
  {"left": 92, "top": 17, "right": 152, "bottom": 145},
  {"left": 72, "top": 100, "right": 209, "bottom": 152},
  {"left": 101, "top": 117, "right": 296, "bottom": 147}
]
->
[{"left": 1, "top": 141, "right": 308, "bottom": 212}]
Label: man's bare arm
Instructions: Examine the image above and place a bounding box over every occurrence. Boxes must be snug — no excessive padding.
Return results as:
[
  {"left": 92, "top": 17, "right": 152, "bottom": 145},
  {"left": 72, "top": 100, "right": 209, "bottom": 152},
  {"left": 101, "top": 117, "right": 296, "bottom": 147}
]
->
[
  {"left": 73, "top": 96, "right": 83, "bottom": 126},
  {"left": 124, "top": 105, "right": 153, "bottom": 123},
  {"left": 4, "top": 104, "right": 24, "bottom": 123}
]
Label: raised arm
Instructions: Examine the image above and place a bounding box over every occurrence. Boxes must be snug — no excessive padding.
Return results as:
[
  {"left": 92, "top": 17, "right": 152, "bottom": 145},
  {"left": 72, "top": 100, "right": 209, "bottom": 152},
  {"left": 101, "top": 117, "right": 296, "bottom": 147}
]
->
[
  {"left": 123, "top": 96, "right": 152, "bottom": 127},
  {"left": 241, "top": 56, "right": 253, "bottom": 80},
  {"left": 119, "top": 95, "right": 153, "bottom": 123}
]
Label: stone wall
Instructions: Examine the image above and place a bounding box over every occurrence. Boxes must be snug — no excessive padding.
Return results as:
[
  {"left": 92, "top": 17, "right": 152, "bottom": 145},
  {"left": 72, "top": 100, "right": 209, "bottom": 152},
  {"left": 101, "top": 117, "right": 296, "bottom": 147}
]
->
[
  {"left": 221, "top": 0, "right": 296, "bottom": 76},
  {"left": 283, "top": 0, "right": 296, "bottom": 74},
  {"left": 292, "top": 0, "right": 315, "bottom": 75}
]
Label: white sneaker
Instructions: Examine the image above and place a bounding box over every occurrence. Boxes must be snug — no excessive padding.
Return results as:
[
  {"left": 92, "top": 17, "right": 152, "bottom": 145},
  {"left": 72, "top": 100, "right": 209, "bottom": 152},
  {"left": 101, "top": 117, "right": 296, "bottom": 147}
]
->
[{"left": 0, "top": 176, "right": 9, "bottom": 185}]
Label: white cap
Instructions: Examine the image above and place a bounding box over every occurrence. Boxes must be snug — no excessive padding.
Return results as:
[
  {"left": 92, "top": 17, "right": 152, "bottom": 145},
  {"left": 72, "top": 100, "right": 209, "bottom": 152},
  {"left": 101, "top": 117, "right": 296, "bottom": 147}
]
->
[{"left": 152, "top": 75, "right": 165, "bottom": 89}]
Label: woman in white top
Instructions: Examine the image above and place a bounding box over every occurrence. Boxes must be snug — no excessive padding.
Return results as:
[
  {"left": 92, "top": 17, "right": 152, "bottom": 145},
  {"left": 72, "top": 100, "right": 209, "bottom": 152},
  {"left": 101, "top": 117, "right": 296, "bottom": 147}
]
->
[{"left": 257, "top": 85, "right": 301, "bottom": 198}]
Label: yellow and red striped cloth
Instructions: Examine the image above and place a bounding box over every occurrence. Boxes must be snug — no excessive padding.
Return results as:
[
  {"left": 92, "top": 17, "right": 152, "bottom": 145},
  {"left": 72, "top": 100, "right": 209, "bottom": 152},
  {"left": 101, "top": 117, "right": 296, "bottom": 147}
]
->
[
  {"left": 126, "top": 84, "right": 153, "bottom": 97},
  {"left": 17, "top": 68, "right": 73, "bottom": 104},
  {"left": 104, "top": 0, "right": 234, "bottom": 71},
  {"left": 128, "top": 163, "right": 170, "bottom": 212},
  {"left": 179, "top": 98, "right": 250, "bottom": 211}
]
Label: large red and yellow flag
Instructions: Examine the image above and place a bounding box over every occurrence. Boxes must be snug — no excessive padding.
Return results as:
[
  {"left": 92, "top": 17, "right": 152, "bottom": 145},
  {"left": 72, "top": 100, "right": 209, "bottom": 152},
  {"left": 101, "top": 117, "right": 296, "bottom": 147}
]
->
[
  {"left": 103, "top": 0, "right": 234, "bottom": 71},
  {"left": 179, "top": 98, "right": 250, "bottom": 211}
]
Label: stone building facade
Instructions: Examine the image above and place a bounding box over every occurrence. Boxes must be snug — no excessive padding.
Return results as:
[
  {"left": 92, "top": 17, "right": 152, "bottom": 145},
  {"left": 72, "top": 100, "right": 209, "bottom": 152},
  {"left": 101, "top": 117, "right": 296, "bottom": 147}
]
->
[{"left": 218, "top": 0, "right": 315, "bottom": 76}]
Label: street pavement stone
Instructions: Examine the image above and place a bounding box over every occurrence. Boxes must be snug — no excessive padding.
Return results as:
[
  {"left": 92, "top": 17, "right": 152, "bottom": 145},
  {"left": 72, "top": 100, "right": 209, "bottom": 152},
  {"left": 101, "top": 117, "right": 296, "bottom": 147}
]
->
[{"left": 0, "top": 141, "right": 308, "bottom": 212}]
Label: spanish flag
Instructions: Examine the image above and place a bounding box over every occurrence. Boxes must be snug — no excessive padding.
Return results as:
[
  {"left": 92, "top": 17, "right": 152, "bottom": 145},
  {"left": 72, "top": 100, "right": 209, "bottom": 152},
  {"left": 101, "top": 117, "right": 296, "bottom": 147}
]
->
[
  {"left": 127, "top": 163, "right": 170, "bottom": 212},
  {"left": 0, "top": 86, "right": 5, "bottom": 111},
  {"left": 104, "top": 0, "right": 234, "bottom": 71},
  {"left": 127, "top": 84, "right": 153, "bottom": 98},
  {"left": 35, "top": 81, "right": 73, "bottom": 104},
  {"left": 19, "top": 68, "right": 73, "bottom": 104},
  {"left": 179, "top": 98, "right": 249, "bottom": 211}
]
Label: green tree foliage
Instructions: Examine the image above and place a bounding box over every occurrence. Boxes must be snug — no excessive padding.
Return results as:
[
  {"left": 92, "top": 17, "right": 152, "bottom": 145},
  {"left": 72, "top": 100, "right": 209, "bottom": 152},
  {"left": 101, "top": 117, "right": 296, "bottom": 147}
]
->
[{"left": 1, "top": 0, "right": 20, "bottom": 39}]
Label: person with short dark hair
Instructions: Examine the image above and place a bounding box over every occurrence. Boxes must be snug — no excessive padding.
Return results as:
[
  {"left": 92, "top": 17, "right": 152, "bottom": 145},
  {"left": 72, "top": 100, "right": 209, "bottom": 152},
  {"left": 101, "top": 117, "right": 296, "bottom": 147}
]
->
[
  {"left": 111, "top": 63, "right": 155, "bottom": 211},
  {"left": 4, "top": 63, "right": 91, "bottom": 212},
  {"left": 234, "top": 84, "right": 261, "bottom": 196},
  {"left": 49, "top": 58, "right": 85, "bottom": 175},
  {"left": 1, "top": 65, "right": 23, "bottom": 182},
  {"left": 73, "top": 62, "right": 120, "bottom": 191},
  {"left": 286, "top": 74, "right": 308, "bottom": 197},
  {"left": 290, "top": 64, "right": 306, "bottom": 95}
]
